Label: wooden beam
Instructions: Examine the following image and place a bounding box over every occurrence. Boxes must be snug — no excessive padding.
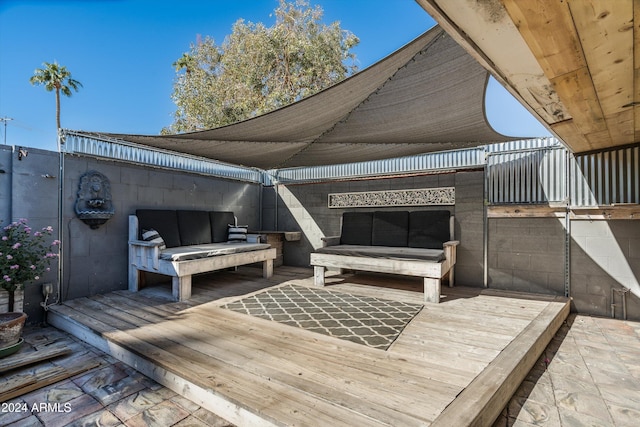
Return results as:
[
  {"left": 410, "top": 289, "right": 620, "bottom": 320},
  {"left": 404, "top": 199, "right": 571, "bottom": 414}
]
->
[
  {"left": 0, "top": 360, "right": 100, "bottom": 401},
  {"left": 487, "top": 205, "right": 566, "bottom": 218},
  {"left": 488, "top": 204, "right": 640, "bottom": 219},
  {"left": 0, "top": 345, "right": 71, "bottom": 374}
]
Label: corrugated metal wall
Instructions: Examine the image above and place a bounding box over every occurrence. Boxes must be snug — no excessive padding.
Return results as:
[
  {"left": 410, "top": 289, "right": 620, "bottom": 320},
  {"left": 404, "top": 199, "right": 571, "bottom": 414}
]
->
[
  {"left": 62, "top": 132, "right": 639, "bottom": 208},
  {"left": 487, "top": 146, "right": 567, "bottom": 204},
  {"left": 487, "top": 143, "right": 640, "bottom": 207},
  {"left": 571, "top": 145, "right": 640, "bottom": 206},
  {"left": 62, "top": 131, "right": 264, "bottom": 183}
]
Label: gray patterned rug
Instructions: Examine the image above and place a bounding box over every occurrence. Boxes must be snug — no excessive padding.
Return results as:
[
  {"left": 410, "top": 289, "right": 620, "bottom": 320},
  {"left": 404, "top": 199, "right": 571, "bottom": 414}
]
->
[{"left": 222, "top": 284, "right": 423, "bottom": 350}]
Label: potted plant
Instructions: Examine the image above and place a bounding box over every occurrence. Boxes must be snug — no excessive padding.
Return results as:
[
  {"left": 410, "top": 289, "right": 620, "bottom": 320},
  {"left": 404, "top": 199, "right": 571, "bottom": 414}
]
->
[{"left": 0, "top": 219, "right": 59, "bottom": 356}]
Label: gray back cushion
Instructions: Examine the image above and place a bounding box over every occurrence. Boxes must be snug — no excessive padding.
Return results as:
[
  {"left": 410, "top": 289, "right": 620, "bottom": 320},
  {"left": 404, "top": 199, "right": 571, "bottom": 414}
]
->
[
  {"left": 210, "top": 211, "right": 235, "bottom": 243},
  {"left": 408, "top": 210, "right": 451, "bottom": 249},
  {"left": 136, "top": 209, "right": 181, "bottom": 248},
  {"left": 177, "top": 210, "right": 212, "bottom": 246},
  {"left": 372, "top": 211, "right": 409, "bottom": 247},
  {"left": 340, "top": 212, "right": 373, "bottom": 245}
]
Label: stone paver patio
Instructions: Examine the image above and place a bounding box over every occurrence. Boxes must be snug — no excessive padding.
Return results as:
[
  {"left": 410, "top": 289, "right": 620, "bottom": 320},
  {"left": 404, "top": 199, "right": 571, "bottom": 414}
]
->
[
  {"left": 494, "top": 314, "right": 640, "bottom": 427},
  {"left": 1, "top": 313, "right": 638, "bottom": 426}
]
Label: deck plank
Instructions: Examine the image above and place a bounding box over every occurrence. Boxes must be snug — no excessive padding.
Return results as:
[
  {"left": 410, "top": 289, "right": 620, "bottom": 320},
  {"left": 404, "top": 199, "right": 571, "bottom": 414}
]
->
[{"left": 48, "top": 267, "right": 570, "bottom": 427}]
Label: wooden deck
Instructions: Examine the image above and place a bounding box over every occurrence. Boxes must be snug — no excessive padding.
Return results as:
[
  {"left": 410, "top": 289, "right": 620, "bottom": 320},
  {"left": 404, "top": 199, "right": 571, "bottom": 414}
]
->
[{"left": 48, "top": 266, "right": 570, "bottom": 427}]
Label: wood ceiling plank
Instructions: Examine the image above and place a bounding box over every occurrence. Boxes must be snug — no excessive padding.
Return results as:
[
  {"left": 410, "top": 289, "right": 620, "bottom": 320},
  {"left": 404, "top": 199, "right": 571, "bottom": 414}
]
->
[
  {"left": 568, "top": 0, "right": 633, "bottom": 122},
  {"left": 605, "top": 109, "right": 635, "bottom": 146},
  {"left": 634, "top": 0, "right": 640, "bottom": 142},
  {"left": 551, "top": 68, "right": 609, "bottom": 136},
  {"left": 550, "top": 120, "right": 594, "bottom": 152},
  {"left": 501, "top": 0, "right": 586, "bottom": 78}
]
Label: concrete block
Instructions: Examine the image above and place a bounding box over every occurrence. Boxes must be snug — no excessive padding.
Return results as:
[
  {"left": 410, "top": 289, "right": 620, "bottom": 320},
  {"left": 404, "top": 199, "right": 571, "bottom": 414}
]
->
[
  {"left": 630, "top": 239, "right": 640, "bottom": 259},
  {"left": 530, "top": 253, "right": 565, "bottom": 274},
  {"left": 487, "top": 268, "right": 514, "bottom": 287},
  {"left": 497, "top": 252, "right": 531, "bottom": 270}
]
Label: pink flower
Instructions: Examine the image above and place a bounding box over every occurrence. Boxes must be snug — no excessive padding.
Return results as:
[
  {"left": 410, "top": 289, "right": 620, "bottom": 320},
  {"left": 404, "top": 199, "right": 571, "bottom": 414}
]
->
[
  {"left": 1, "top": 236, "right": 7, "bottom": 241},
  {"left": 52, "top": 240, "right": 61, "bottom": 246},
  {"left": 30, "top": 265, "right": 36, "bottom": 270},
  {"left": 34, "top": 231, "right": 42, "bottom": 237},
  {"left": 12, "top": 242, "right": 21, "bottom": 249},
  {"left": 6, "top": 254, "right": 12, "bottom": 260},
  {"left": 10, "top": 265, "right": 19, "bottom": 270},
  {"left": 34, "top": 276, "right": 39, "bottom": 280},
  {"left": 3, "top": 275, "right": 10, "bottom": 282}
]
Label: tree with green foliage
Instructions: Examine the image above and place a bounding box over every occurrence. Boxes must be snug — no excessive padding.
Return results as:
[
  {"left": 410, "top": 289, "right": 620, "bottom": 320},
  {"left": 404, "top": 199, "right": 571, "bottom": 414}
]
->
[
  {"left": 164, "top": 0, "right": 359, "bottom": 134},
  {"left": 29, "top": 61, "right": 82, "bottom": 130}
]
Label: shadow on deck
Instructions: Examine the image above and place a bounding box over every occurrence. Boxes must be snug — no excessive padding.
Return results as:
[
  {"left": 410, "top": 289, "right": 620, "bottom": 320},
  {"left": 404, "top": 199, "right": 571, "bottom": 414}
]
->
[{"left": 48, "top": 266, "right": 570, "bottom": 427}]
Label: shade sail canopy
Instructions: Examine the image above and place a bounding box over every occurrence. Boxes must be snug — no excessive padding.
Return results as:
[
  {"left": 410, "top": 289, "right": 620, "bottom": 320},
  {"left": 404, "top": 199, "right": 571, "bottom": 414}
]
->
[{"left": 82, "top": 26, "right": 516, "bottom": 170}]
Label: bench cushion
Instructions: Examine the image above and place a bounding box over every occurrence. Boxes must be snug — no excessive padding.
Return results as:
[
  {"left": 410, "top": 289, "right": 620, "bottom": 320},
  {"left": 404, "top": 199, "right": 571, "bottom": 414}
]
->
[
  {"left": 372, "top": 211, "right": 408, "bottom": 247},
  {"left": 177, "top": 210, "right": 212, "bottom": 246},
  {"left": 408, "top": 210, "right": 451, "bottom": 249},
  {"left": 340, "top": 212, "right": 373, "bottom": 245},
  {"left": 210, "top": 211, "right": 235, "bottom": 243},
  {"left": 136, "top": 209, "right": 182, "bottom": 248},
  {"left": 160, "top": 242, "right": 271, "bottom": 262},
  {"left": 315, "top": 244, "right": 445, "bottom": 262}
]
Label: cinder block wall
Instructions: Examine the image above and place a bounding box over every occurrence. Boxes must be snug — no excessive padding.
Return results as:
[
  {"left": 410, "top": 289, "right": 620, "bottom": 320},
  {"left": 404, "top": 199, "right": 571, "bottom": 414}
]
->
[
  {"left": 0, "top": 146, "right": 61, "bottom": 321},
  {"left": 488, "top": 218, "right": 565, "bottom": 295},
  {"left": 570, "top": 220, "right": 640, "bottom": 319}
]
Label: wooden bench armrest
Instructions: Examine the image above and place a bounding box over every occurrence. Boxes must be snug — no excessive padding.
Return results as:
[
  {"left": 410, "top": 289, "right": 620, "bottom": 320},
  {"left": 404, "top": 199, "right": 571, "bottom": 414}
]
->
[
  {"left": 443, "top": 240, "right": 460, "bottom": 247},
  {"left": 129, "top": 239, "right": 160, "bottom": 270},
  {"left": 129, "top": 239, "right": 161, "bottom": 247},
  {"left": 320, "top": 235, "right": 341, "bottom": 247}
]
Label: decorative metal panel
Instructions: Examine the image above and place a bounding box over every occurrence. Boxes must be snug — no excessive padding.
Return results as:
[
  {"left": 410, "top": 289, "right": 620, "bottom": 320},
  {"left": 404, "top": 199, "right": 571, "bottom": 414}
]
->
[{"left": 328, "top": 187, "right": 455, "bottom": 208}]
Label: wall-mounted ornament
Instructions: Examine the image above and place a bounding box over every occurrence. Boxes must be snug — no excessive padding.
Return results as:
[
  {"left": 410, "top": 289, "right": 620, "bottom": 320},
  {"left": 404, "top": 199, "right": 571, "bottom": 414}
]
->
[{"left": 74, "top": 170, "right": 115, "bottom": 229}]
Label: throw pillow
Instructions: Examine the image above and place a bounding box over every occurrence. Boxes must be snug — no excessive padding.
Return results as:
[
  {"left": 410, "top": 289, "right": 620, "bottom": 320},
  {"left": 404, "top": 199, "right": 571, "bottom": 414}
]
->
[
  {"left": 228, "top": 224, "right": 248, "bottom": 242},
  {"left": 142, "top": 228, "right": 167, "bottom": 250}
]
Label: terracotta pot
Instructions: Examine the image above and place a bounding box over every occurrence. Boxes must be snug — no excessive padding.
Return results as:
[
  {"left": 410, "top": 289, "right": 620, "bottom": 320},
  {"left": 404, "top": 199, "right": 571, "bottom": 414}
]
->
[{"left": 0, "top": 312, "right": 27, "bottom": 348}]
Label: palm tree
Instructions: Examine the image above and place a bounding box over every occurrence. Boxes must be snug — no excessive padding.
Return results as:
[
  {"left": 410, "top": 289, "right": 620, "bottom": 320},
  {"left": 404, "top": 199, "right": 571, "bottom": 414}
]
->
[{"left": 29, "top": 61, "right": 82, "bottom": 130}]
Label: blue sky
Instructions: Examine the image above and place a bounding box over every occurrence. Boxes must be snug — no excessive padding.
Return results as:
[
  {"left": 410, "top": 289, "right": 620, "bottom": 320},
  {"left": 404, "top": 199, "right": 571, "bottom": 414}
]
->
[{"left": 0, "top": 0, "right": 550, "bottom": 152}]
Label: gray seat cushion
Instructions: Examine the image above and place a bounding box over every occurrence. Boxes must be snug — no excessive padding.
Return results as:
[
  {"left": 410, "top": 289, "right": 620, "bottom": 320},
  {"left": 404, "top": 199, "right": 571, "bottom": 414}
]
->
[
  {"left": 160, "top": 242, "right": 271, "bottom": 262},
  {"left": 408, "top": 210, "right": 451, "bottom": 249},
  {"left": 340, "top": 212, "right": 373, "bottom": 246},
  {"left": 372, "top": 211, "right": 409, "bottom": 247},
  {"left": 316, "top": 244, "right": 445, "bottom": 262},
  {"left": 136, "top": 209, "right": 182, "bottom": 248},
  {"left": 210, "top": 211, "right": 235, "bottom": 243},
  {"left": 177, "top": 210, "right": 212, "bottom": 245}
]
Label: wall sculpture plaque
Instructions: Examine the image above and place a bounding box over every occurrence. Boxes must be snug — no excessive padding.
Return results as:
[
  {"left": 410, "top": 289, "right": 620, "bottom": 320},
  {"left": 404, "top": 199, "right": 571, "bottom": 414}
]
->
[
  {"left": 328, "top": 187, "right": 455, "bottom": 208},
  {"left": 74, "top": 170, "right": 115, "bottom": 229}
]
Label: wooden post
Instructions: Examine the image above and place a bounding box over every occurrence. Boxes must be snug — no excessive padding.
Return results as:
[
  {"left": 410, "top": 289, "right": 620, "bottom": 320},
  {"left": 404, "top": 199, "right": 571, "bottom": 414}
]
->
[
  {"left": 314, "top": 266, "right": 326, "bottom": 287},
  {"left": 173, "top": 275, "right": 192, "bottom": 302},
  {"left": 424, "top": 277, "right": 440, "bottom": 303},
  {"left": 263, "top": 259, "right": 273, "bottom": 278}
]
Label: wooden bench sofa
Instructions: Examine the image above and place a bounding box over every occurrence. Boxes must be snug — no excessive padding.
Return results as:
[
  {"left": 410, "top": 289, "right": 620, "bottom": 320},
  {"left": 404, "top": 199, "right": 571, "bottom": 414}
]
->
[
  {"left": 310, "top": 210, "right": 459, "bottom": 303},
  {"left": 129, "top": 209, "right": 276, "bottom": 301}
]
